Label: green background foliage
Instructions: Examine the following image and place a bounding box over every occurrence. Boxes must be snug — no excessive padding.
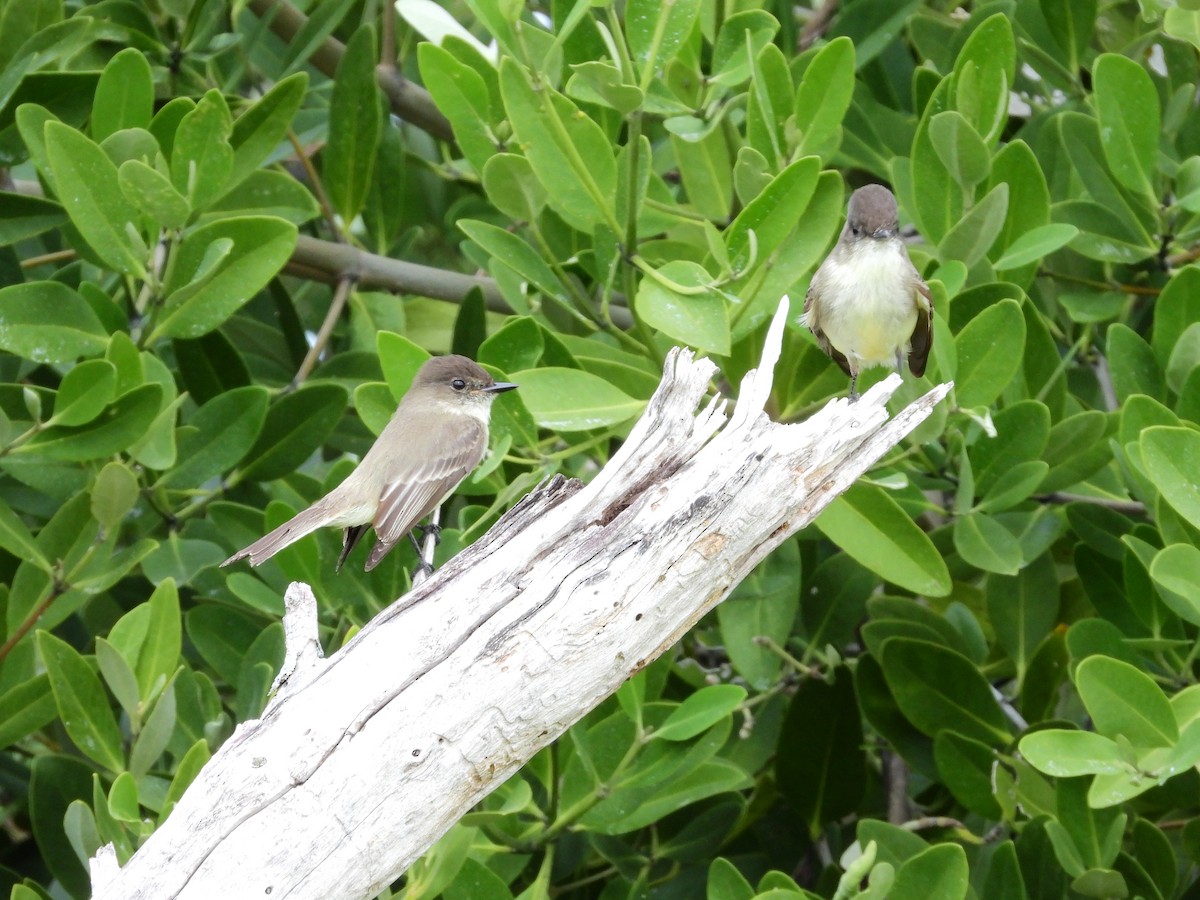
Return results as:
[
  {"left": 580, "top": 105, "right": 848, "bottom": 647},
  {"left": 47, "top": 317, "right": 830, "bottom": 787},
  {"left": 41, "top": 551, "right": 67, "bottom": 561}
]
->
[{"left": 0, "top": 0, "right": 1198, "bottom": 897}]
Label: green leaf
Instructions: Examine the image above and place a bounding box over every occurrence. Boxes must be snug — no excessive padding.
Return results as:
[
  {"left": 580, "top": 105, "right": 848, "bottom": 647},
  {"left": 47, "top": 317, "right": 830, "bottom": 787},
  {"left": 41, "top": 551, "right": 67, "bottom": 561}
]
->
[
  {"left": 499, "top": 58, "right": 616, "bottom": 231},
  {"left": 653, "top": 685, "right": 746, "bottom": 741},
  {"left": 1076, "top": 655, "right": 1177, "bottom": 747},
  {"left": 724, "top": 156, "right": 820, "bottom": 273},
  {"left": 16, "top": 384, "right": 162, "bottom": 462},
  {"left": 91, "top": 461, "right": 139, "bottom": 533},
  {"left": 794, "top": 36, "right": 855, "bottom": 158},
  {"left": 707, "top": 858, "right": 754, "bottom": 900},
  {"left": 0, "top": 675, "right": 57, "bottom": 748},
  {"left": 1151, "top": 267, "right": 1200, "bottom": 366},
  {"left": 510, "top": 367, "right": 642, "bottom": 431},
  {"left": 938, "top": 181, "right": 1008, "bottom": 267},
  {"left": 1166, "top": 322, "right": 1200, "bottom": 394},
  {"left": 953, "top": 511, "right": 1023, "bottom": 575},
  {"left": 136, "top": 579, "right": 181, "bottom": 701},
  {"left": 170, "top": 89, "right": 233, "bottom": 210},
  {"left": 129, "top": 681, "right": 175, "bottom": 777},
  {"left": 28, "top": 755, "right": 93, "bottom": 898},
  {"left": 480, "top": 154, "right": 546, "bottom": 222},
  {"left": 928, "top": 111, "right": 990, "bottom": 193},
  {"left": 626, "top": 0, "right": 702, "bottom": 87},
  {"left": 459, "top": 219, "right": 566, "bottom": 300},
  {"left": 815, "top": 483, "right": 951, "bottom": 597},
  {"left": 417, "top": 43, "right": 497, "bottom": 175},
  {"left": 1019, "top": 729, "right": 1128, "bottom": 777},
  {"left": 1150, "top": 544, "right": 1200, "bottom": 626},
  {"left": 977, "top": 460, "right": 1048, "bottom": 513},
  {"left": 49, "top": 359, "right": 116, "bottom": 427},
  {"left": 325, "top": 25, "right": 382, "bottom": 222},
  {"left": 228, "top": 72, "right": 309, "bottom": 192},
  {"left": 161, "top": 386, "right": 269, "bottom": 489},
  {"left": 236, "top": 383, "right": 348, "bottom": 483},
  {"left": 1108, "top": 323, "right": 1165, "bottom": 403},
  {"left": 96, "top": 638, "right": 140, "bottom": 719},
  {"left": 0, "top": 281, "right": 109, "bottom": 363},
  {"left": 37, "top": 632, "right": 124, "bottom": 773},
  {"left": 717, "top": 539, "right": 800, "bottom": 689},
  {"left": 933, "top": 730, "right": 1002, "bottom": 818},
  {"left": 150, "top": 216, "right": 297, "bottom": 342},
  {"left": 954, "top": 298, "right": 1025, "bottom": 408},
  {"left": 670, "top": 128, "right": 733, "bottom": 223},
  {"left": 118, "top": 160, "right": 190, "bottom": 229},
  {"left": 775, "top": 675, "right": 865, "bottom": 835},
  {"left": 163, "top": 738, "right": 210, "bottom": 816},
  {"left": 0, "top": 191, "right": 68, "bottom": 245},
  {"left": 986, "top": 552, "right": 1059, "bottom": 681},
  {"left": 993, "top": 223, "right": 1078, "bottom": 270},
  {"left": 604, "top": 758, "right": 752, "bottom": 833},
  {"left": 377, "top": 331, "right": 430, "bottom": 402},
  {"left": 91, "top": 47, "right": 153, "bottom": 141},
  {"left": 1092, "top": 54, "right": 1159, "bottom": 197},
  {"left": 634, "top": 261, "right": 730, "bottom": 355},
  {"left": 1141, "top": 426, "right": 1200, "bottom": 531},
  {"left": 566, "top": 61, "right": 646, "bottom": 116},
  {"left": 889, "top": 843, "right": 968, "bottom": 900},
  {"left": 879, "top": 638, "right": 1010, "bottom": 746},
  {"left": 185, "top": 604, "right": 262, "bottom": 685}
]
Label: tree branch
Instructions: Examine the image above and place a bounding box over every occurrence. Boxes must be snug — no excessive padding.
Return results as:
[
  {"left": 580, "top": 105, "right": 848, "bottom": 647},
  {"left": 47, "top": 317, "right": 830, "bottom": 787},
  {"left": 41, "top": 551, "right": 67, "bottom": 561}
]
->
[
  {"left": 247, "top": 0, "right": 455, "bottom": 143},
  {"left": 90, "top": 299, "right": 950, "bottom": 899}
]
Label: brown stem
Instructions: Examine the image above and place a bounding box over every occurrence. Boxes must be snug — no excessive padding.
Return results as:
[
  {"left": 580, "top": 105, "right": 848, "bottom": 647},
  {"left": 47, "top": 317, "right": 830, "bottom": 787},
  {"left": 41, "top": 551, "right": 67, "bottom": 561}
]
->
[
  {"left": 290, "top": 234, "right": 506, "bottom": 308},
  {"left": 799, "top": 0, "right": 839, "bottom": 51},
  {"left": 0, "top": 575, "right": 65, "bottom": 664},
  {"left": 292, "top": 275, "right": 356, "bottom": 390},
  {"left": 246, "top": 0, "right": 455, "bottom": 143}
]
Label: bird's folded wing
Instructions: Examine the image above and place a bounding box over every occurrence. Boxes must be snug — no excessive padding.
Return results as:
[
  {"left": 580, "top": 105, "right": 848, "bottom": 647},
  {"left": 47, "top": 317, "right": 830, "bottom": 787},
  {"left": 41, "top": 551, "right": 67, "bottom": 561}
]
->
[
  {"left": 804, "top": 283, "right": 852, "bottom": 377},
  {"left": 908, "top": 274, "right": 934, "bottom": 378},
  {"left": 366, "top": 419, "right": 488, "bottom": 569}
]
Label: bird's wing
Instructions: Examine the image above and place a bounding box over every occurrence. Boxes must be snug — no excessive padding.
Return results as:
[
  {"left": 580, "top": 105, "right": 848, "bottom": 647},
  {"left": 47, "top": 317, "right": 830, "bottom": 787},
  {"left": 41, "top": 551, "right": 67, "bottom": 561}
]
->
[
  {"left": 365, "top": 418, "right": 488, "bottom": 571},
  {"left": 804, "top": 279, "right": 853, "bottom": 377},
  {"left": 907, "top": 270, "right": 934, "bottom": 378}
]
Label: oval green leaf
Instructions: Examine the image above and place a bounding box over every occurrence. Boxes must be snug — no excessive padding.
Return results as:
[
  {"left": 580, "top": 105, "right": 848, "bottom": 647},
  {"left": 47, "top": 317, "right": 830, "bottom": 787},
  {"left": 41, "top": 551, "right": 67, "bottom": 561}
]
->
[
  {"left": 814, "top": 483, "right": 952, "bottom": 597},
  {"left": 511, "top": 367, "right": 642, "bottom": 431}
]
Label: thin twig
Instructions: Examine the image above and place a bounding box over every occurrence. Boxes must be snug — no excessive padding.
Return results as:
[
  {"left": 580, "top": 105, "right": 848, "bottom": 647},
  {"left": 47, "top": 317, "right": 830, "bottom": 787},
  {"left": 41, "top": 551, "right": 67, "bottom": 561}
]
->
[
  {"left": 291, "top": 274, "right": 356, "bottom": 390},
  {"left": 1033, "top": 492, "right": 1146, "bottom": 515},
  {"left": 799, "top": 0, "right": 839, "bottom": 50}
]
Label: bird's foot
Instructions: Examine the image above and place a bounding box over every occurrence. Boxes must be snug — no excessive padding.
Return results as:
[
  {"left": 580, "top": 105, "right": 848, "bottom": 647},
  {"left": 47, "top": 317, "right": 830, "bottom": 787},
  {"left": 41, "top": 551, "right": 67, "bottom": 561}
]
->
[{"left": 414, "top": 523, "right": 442, "bottom": 545}]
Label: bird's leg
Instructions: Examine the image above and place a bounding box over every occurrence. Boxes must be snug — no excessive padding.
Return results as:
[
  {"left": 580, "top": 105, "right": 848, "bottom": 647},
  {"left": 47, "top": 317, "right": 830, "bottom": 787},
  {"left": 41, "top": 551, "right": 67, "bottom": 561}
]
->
[
  {"left": 848, "top": 365, "right": 860, "bottom": 402},
  {"left": 410, "top": 507, "right": 443, "bottom": 589},
  {"left": 895, "top": 348, "right": 905, "bottom": 376},
  {"left": 413, "top": 523, "right": 442, "bottom": 545}
]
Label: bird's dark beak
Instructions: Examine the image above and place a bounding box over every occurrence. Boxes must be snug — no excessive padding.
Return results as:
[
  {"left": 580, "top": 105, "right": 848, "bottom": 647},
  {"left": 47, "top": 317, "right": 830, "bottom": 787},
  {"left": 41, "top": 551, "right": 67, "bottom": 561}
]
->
[{"left": 483, "top": 382, "right": 518, "bottom": 394}]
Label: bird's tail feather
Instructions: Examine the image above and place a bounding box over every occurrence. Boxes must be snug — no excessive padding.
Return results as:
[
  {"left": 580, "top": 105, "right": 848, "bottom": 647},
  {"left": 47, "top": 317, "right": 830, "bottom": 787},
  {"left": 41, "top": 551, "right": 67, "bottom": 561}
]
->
[{"left": 221, "top": 505, "right": 334, "bottom": 567}]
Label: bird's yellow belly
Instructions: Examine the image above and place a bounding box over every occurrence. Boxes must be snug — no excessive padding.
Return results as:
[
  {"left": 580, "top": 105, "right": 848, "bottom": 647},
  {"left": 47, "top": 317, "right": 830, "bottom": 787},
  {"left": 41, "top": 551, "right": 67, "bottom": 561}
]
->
[{"left": 820, "top": 243, "right": 919, "bottom": 370}]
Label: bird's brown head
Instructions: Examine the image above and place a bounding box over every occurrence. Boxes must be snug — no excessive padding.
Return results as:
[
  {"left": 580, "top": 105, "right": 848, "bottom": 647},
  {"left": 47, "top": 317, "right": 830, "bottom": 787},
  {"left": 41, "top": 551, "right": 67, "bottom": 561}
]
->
[
  {"left": 411, "top": 355, "right": 517, "bottom": 404},
  {"left": 845, "top": 184, "right": 900, "bottom": 241}
]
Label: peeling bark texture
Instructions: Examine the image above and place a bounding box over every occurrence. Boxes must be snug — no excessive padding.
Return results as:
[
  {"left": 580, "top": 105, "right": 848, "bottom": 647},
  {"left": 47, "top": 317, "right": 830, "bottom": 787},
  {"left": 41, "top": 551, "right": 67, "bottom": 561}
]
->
[{"left": 90, "top": 299, "right": 950, "bottom": 900}]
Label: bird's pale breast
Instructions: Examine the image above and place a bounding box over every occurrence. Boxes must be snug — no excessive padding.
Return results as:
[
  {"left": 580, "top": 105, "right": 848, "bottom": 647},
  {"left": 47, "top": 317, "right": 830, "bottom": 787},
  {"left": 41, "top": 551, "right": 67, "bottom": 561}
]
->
[{"left": 817, "top": 239, "right": 919, "bottom": 369}]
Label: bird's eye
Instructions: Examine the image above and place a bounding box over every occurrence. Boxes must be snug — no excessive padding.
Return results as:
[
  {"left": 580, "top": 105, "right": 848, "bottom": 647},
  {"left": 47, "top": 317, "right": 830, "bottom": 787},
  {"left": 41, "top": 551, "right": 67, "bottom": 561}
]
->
[
  {"left": 451, "top": 379, "right": 467, "bottom": 391},
  {"left": 850, "top": 225, "right": 860, "bottom": 236}
]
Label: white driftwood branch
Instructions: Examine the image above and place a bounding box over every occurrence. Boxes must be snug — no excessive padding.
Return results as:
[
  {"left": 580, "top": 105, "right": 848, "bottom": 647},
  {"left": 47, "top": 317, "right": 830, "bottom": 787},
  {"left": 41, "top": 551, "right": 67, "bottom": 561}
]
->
[{"left": 90, "top": 298, "right": 950, "bottom": 899}]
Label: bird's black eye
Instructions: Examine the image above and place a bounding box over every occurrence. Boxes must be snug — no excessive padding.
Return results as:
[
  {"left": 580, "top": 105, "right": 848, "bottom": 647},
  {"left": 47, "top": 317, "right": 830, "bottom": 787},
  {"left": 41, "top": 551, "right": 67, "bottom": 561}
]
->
[{"left": 451, "top": 378, "right": 467, "bottom": 391}]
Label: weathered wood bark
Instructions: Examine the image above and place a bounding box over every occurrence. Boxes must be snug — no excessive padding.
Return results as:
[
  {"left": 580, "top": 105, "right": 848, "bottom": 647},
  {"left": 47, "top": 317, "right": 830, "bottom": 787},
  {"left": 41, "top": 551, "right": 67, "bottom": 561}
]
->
[{"left": 90, "top": 300, "right": 950, "bottom": 899}]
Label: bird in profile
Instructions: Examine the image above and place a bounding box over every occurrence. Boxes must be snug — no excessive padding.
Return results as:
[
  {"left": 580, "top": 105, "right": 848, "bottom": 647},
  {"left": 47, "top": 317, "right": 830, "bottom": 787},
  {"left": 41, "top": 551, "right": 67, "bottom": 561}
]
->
[
  {"left": 803, "top": 184, "right": 934, "bottom": 400},
  {"left": 221, "top": 355, "right": 517, "bottom": 572}
]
